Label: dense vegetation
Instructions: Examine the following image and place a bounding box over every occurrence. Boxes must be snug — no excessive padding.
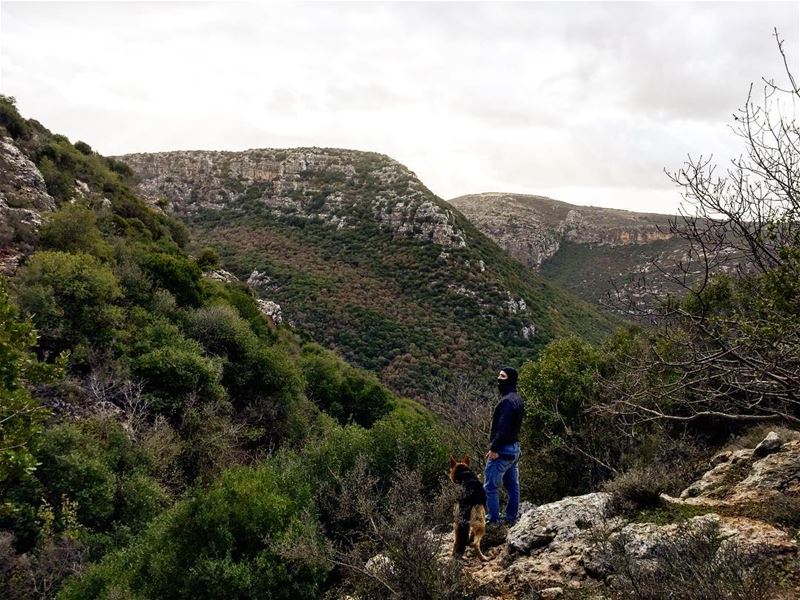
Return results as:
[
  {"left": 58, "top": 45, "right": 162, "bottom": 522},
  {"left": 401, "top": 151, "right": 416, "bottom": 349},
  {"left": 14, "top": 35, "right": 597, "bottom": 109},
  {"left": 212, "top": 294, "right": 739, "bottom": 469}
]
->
[
  {"left": 122, "top": 148, "right": 618, "bottom": 398},
  {"left": 0, "top": 97, "right": 450, "bottom": 599}
]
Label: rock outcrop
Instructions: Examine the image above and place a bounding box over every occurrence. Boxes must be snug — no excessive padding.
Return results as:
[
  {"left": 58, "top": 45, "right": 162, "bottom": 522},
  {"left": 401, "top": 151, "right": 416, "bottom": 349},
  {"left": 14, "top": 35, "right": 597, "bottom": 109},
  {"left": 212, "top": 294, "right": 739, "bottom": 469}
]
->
[
  {"left": 202, "top": 268, "right": 283, "bottom": 326},
  {"left": 436, "top": 431, "right": 800, "bottom": 598},
  {"left": 450, "top": 192, "right": 749, "bottom": 314},
  {"left": 0, "top": 136, "right": 56, "bottom": 272},
  {"left": 449, "top": 193, "right": 674, "bottom": 270},
  {"left": 676, "top": 431, "right": 800, "bottom": 508},
  {"left": 121, "top": 148, "right": 467, "bottom": 248}
]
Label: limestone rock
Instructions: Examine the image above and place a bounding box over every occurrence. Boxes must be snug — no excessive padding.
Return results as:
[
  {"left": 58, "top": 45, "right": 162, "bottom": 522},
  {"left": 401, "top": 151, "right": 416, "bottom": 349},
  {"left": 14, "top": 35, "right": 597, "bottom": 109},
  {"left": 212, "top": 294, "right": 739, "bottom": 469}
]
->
[
  {"left": 203, "top": 269, "right": 239, "bottom": 284},
  {"left": 753, "top": 430, "right": 783, "bottom": 457},
  {"left": 0, "top": 137, "right": 56, "bottom": 253},
  {"left": 257, "top": 299, "right": 282, "bottom": 324},
  {"left": 450, "top": 193, "right": 674, "bottom": 271},
  {"left": 247, "top": 270, "right": 272, "bottom": 290},
  {"left": 119, "top": 148, "right": 469, "bottom": 248},
  {"left": 507, "top": 493, "right": 612, "bottom": 555},
  {"left": 678, "top": 439, "right": 800, "bottom": 506},
  {"left": 0, "top": 136, "right": 55, "bottom": 213}
]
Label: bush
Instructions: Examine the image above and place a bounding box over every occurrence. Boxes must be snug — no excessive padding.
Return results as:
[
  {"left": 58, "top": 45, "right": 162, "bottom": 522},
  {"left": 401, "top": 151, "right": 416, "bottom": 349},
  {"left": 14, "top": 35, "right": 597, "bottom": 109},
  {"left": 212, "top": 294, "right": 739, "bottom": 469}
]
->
[
  {"left": 301, "top": 344, "right": 393, "bottom": 427},
  {"left": 139, "top": 252, "right": 203, "bottom": 306},
  {"left": 195, "top": 247, "right": 220, "bottom": 270},
  {"left": 0, "top": 96, "right": 31, "bottom": 139},
  {"left": 73, "top": 141, "right": 92, "bottom": 155},
  {"left": 518, "top": 336, "right": 621, "bottom": 501},
  {"left": 14, "top": 251, "right": 122, "bottom": 355},
  {"left": 0, "top": 283, "right": 58, "bottom": 484},
  {"left": 132, "top": 346, "right": 225, "bottom": 417},
  {"left": 60, "top": 463, "right": 328, "bottom": 599},
  {"left": 38, "top": 205, "right": 112, "bottom": 260},
  {"left": 604, "top": 465, "right": 670, "bottom": 516},
  {"left": 607, "top": 518, "right": 781, "bottom": 599}
]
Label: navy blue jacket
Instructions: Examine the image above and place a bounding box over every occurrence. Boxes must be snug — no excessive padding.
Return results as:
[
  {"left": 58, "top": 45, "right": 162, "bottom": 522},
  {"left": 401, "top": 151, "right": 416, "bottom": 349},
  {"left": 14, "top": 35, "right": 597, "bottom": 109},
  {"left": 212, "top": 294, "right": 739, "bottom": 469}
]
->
[{"left": 489, "top": 391, "right": 524, "bottom": 452}]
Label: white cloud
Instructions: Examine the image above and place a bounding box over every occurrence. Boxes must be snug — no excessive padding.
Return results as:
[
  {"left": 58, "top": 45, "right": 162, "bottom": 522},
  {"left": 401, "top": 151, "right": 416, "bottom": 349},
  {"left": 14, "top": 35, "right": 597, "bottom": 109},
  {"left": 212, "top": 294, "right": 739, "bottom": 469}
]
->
[{"left": 1, "top": 1, "right": 797, "bottom": 213}]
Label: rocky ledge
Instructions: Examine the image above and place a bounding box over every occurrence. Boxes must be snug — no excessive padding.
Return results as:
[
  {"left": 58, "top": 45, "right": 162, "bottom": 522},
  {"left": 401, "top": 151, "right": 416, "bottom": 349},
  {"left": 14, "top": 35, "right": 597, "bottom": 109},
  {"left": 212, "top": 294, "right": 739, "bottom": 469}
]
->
[
  {"left": 435, "top": 431, "right": 800, "bottom": 598},
  {"left": 120, "top": 148, "right": 467, "bottom": 248}
]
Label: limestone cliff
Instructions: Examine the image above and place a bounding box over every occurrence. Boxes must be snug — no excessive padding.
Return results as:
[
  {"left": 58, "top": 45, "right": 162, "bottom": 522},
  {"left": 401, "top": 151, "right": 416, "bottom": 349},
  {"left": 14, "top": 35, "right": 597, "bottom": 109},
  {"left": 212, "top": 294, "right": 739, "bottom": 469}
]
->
[
  {"left": 0, "top": 136, "right": 55, "bottom": 273},
  {"left": 449, "top": 193, "right": 674, "bottom": 270},
  {"left": 122, "top": 148, "right": 466, "bottom": 248},
  {"left": 449, "top": 193, "right": 705, "bottom": 311}
]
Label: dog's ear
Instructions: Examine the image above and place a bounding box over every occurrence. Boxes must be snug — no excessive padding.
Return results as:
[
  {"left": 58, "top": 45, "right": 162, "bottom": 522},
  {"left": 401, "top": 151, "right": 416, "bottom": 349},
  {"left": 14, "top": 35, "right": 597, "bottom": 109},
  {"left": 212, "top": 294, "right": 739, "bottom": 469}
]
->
[
  {"left": 463, "top": 454, "right": 470, "bottom": 466},
  {"left": 449, "top": 456, "right": 456, "bottom": 468}
]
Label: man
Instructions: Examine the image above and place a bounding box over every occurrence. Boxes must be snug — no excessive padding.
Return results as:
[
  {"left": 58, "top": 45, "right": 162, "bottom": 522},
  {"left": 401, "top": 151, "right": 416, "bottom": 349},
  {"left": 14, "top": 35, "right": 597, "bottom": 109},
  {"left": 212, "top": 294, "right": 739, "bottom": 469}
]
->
[{"left": 484, "top": 366, "right": 524, "bottom": 526}]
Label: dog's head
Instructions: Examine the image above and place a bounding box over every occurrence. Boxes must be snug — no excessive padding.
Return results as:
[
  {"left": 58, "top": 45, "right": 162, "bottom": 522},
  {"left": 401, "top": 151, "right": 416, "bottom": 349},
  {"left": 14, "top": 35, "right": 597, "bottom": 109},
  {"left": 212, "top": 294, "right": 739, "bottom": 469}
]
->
[{"left": 448, "top": 454, "right": 471, "bottom": 482}]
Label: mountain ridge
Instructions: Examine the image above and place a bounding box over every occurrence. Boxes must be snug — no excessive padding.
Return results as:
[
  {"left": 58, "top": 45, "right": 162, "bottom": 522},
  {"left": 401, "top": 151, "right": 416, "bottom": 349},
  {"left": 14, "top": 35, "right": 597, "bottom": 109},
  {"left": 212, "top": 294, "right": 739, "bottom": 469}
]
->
[
  {"left": 450, "top": 191, "right": 692, "bottom": 310},
  {"left": 120, "top": 148, "right": 618, "bottom": 397}
]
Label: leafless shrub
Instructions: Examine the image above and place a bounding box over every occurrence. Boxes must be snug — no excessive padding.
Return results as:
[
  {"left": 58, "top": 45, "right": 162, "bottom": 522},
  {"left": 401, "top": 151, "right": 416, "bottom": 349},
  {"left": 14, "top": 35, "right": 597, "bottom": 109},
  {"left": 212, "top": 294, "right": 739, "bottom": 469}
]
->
[
  {"left": 0, "top": 531, "right": 85, "bottom": 600},
  {"left": 426, "top": 374, "right": 495, "bottom": 473},
  {"left": 295, "top": 456, "right": 481, "bottom": 599},
  {"left": 601, "top": 31, "right": 800, "bottom": 429}
]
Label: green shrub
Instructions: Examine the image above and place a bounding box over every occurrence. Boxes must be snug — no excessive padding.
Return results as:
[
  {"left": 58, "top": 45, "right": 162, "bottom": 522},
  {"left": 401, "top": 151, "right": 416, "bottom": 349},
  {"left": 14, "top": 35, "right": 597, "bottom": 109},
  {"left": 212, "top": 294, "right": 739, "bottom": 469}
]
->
[
  {"left": 0, "top": 96, "right": 31, "bottom": 139},
  {"left": 74, "top": 141, "right": 92, "bottom": 155},
  {"left": 35, "top": 425, "right": 118, "bottom": 530},
  {"left": 60, "top": 463, "right": 328, "bottom": 600},
  {"left": 38, "top": 204, "right": 112, "bottom": 259},
  {"left": 301, "top": 343, "right": 393, "bottom": 427},
  {"left": 117, "top": 472, "right": 169, "bottom": 528},
  {"left": 14, "top": 251, "right": 122, "bottom": 354},
  {"left": 139, "top": 252, "right": 204, "bottom": 306},
  {"left": 132, "top": 346, "right": 225, "bottom": 417},
  {"left": 196, "top": 247, "right": 220, "bottom": 269},
  {"left": 0, "top": 283, "right": 58, "bottom": 484},
  {"left": 604, "top": 465, "right": 669, "bottom": 516}
]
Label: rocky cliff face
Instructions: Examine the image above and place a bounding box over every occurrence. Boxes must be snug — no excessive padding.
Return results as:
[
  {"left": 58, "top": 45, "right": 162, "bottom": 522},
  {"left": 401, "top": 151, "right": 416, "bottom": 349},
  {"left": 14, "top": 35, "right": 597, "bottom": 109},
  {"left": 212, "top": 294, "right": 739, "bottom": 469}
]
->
[
  {"left": 122, "top": 148, "right": 466, "bottom": 248},
  {"left": 0, "top": 136, "right": 56, "bottom": 273},
  {"left": 435, "top": 430, "right": 800, "bottom": 599},
  {"left": 449, "top": 193, "right": 674, "bottom": 270},
  {"left": 449, "top": 193, "right": 711, "bottom": 312}
]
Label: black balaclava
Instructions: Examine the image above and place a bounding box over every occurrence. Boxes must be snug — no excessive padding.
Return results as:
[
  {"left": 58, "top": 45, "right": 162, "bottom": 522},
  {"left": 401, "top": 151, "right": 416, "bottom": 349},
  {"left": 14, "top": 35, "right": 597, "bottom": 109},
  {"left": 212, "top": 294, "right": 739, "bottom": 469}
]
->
[{"left": 497, "top": 366, "right": 518, "bottom": 395}]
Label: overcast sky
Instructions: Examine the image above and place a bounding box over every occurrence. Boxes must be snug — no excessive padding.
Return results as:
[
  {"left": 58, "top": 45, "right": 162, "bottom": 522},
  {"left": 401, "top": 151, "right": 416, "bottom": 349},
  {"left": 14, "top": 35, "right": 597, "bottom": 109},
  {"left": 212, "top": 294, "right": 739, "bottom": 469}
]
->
[{"left": 1, "top": 2, "right": 798, "bottom": 213}]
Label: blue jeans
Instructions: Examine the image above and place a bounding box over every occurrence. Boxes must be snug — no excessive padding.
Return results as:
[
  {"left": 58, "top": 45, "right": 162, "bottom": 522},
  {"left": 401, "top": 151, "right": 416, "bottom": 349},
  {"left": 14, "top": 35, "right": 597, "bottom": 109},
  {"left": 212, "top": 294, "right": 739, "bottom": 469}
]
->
[{"left": 484, "top": 442, "right": 520, "bottom": 524}]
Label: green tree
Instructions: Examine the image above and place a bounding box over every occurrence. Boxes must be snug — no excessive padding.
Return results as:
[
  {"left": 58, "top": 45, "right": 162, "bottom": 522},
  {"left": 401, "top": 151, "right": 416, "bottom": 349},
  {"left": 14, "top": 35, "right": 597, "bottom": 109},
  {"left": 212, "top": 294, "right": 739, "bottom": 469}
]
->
[
  {"left": 0, "top": 282, "right": 61, "bottom": 484},
  {"left": 14, "top": 252, "right": 122, "bottom": 355},
  {"left": 518, "top": 335, "right": 628, "bottom": 500}
]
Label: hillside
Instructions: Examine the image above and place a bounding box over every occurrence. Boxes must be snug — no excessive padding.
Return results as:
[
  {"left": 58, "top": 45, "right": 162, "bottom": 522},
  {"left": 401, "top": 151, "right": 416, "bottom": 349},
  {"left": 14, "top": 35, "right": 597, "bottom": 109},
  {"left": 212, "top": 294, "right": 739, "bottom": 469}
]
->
[
  {"left": 0, "top": 96, "right": 458, "bottom": 599},
  {"left": 120, "top": 151, "right": 617, "bottom": 397},
  {"left": 450, "top": 193, "right": 692, "bottom": 309}
]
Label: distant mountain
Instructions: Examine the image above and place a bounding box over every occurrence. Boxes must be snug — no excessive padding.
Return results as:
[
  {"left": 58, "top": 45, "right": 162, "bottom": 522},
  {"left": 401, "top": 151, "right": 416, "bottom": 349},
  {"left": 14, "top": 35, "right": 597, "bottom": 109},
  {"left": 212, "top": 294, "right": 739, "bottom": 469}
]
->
[
  {"left": 120, "top": 150, "right": 617, "bottom": 397},
  {"left": 449, "top": 193, "right": 693, "bottom": 310}
]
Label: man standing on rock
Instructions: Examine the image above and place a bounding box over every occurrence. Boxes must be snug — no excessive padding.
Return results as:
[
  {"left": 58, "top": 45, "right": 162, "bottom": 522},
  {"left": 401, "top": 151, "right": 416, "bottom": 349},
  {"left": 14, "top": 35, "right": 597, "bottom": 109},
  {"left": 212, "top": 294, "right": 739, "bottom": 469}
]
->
[{"left": 484, "top": 366, "right": 524, "bottom": 526}]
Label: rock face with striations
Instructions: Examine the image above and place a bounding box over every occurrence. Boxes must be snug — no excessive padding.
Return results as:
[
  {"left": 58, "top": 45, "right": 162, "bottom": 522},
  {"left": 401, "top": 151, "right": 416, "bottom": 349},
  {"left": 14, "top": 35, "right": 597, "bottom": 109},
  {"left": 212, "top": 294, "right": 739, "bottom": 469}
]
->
[
  {"left": 0, "top": 136, "right": 56, "bottom": 273},
  {"left": 449, "top": 193, "right": 674, "bottom": 270},
  {"left": 449, "top": 193, "right": 750, "bottom": 312},
  {"left": 122, "top": 148, "right": 467, "bottom": 248}
]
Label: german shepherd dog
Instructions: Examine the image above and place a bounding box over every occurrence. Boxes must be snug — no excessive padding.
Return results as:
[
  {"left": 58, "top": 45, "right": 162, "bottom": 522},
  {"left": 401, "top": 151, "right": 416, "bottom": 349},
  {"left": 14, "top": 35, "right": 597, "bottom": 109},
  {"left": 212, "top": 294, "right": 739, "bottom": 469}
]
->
[{"left": 448, "top": 455, "right": 489, "bottom": 562}]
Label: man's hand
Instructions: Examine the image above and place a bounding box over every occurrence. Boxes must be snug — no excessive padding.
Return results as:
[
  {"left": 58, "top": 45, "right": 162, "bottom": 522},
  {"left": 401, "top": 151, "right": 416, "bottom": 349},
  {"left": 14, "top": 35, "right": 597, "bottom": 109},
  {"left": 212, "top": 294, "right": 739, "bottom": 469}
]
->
[{"left": 486, "top": 450, "right": 499, "bottom": 460}]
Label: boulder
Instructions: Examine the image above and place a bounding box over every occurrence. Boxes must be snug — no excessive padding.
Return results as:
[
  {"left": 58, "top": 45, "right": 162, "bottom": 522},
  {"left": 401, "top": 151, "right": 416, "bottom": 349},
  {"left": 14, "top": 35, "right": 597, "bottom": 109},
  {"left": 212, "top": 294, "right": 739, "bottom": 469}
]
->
[
  {"left": 507, "top": 493, "right": 612, "bottom": 555},
  {"left": 678, "top": 439, "right": 800, "bottom": 506},
  {"left": 753, "top": 431, "right": 783, "bottom": 457},
  {"left": 257, "top": 299, "right": 283, "bottom": 324}
]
